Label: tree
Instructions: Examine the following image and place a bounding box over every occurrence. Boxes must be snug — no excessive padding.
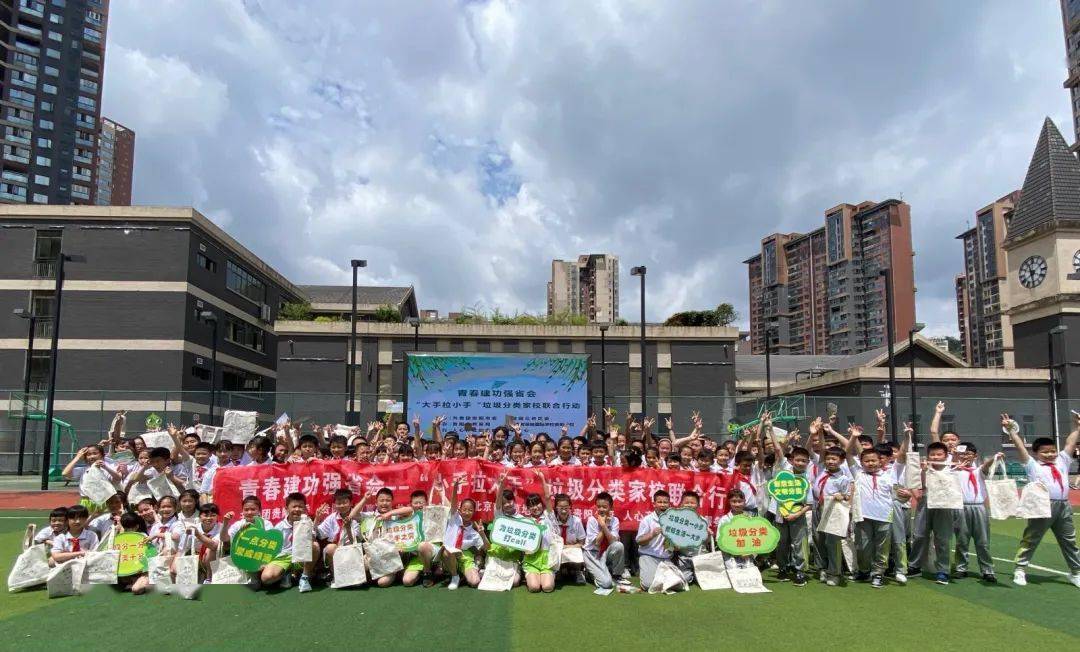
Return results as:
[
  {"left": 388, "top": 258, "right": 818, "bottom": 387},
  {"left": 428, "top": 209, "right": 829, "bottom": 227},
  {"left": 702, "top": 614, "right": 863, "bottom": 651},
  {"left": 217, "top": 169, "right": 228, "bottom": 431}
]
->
[
  {"left": 373, "top": 305, "right": 402, "bottom": 322},
  {"left": 663, "top": 303, "right": 739, "bottom": 327},
  {"left": 278, "top": 301, "right": 312, "bottom": 321}
]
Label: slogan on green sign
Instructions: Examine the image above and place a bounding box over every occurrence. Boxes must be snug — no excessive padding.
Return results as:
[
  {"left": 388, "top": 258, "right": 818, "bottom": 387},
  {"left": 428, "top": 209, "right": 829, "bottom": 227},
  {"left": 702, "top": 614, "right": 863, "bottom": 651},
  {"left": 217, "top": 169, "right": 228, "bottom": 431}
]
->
[
  {"left": 380, "top": 514, "right": 422, "bottom": 552},
  {"left": 716, "top": 514, "right": 780, "bottom": 555},
  {"left": 658, "top": 507, "right": 708, "bottom": 551},
  {"left": 231, "top": 524, "right": 284, "bottom": 571},
  {"left": 767, "top": 470, "right": 810, "bottom": 518},
  {"left": 490, "top": 516, "right": 542, "bottom": 553},
  {"left": 114, "top": 532, "right": 157, "bottom": 577}
]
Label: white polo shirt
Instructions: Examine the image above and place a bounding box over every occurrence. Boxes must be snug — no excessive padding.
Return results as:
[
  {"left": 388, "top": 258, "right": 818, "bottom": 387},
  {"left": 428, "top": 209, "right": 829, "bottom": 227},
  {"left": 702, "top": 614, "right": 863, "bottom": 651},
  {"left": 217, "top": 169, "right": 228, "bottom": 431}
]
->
[
  {"left": 852, "top": 469, "right": 896, "bottom": 523},
  {"left": 51, "top": 529, "right": 99, "bottom": 554},
  {"left": 1024, "top": 451, "right": 1072, "bottom": 501},
  {"left": 954, "top": 465, "right": 987, "bottom": 504},
  {"left": 316, "top": 514, "right": 361, "bottom": 544},
  {"left": 635, "top": 511, "right": 671, "bottom": 559},
  {"left": 584, "top": 515, "right": 620, "bottom": 555},
  {"left": 546, "top": 513, "right": 585, "bottom": 544},
  {"left": 443, "top": 512, "right": 483, "bottom": 552}
]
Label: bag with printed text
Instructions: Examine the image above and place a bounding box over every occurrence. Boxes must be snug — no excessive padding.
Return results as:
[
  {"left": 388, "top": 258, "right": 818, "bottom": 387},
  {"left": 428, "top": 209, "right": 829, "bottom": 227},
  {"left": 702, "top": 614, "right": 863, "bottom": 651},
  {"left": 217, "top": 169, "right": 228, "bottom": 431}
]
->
[
  {"left": 364, "top": 538, "right": 404, "bottom": 579},
  {"left": 47, "top": 558, "right": 87, "bottom": 598},
  {"left": 647, "top": 560, "right": 688, "bottom": 594},
  {"left": 477, "top": 555, "right": 517, "bottom": 592},
  {"left": 7, "top": 525, "right": 51, "bottom": 592},
  {"left": 291, "top": 516, "right": 315, "bottom": 563},
  {"left": 692, "top": 551, "right": 731, "bottom": 591},
  {"left": 82, "top": 527, "right": 119, "bottom": 585},
  {"left": 331, "top": 530, "right": 367, "bottom": 589},
  {"left": 80, "top": 465, "right": 119, "bottom": 505},
  {"left": 1015, "top": 480, "right": 1051, "bottom": 519},
  {"left": 985, "top": 459, "right": 1019, "bottom": 520},
  {"left": 210, "top": 556, "right": 249, "bottom": 585}
]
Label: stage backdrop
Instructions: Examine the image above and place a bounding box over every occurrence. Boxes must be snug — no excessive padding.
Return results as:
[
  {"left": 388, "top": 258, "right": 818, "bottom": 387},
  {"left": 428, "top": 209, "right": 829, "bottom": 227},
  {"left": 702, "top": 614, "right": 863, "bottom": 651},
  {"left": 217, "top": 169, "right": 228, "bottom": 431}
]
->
[{"left": 406, "top": 353, "right": 589, "bottom": 436}]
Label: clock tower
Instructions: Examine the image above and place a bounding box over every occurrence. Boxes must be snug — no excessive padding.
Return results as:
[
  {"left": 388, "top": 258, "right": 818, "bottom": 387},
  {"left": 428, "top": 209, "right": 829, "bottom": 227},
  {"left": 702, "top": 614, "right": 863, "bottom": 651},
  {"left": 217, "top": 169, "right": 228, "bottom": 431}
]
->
[{"left": 1002, "top": 117, "right": 1080, "bottom": 404}]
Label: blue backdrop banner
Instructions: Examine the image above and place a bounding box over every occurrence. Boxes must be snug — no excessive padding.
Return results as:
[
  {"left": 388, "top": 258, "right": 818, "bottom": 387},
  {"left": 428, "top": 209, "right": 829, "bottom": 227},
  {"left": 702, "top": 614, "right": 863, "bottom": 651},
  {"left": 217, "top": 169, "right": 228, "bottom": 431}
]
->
[{"left": 405, "top": 353, "right": 589, "bottom": 437}]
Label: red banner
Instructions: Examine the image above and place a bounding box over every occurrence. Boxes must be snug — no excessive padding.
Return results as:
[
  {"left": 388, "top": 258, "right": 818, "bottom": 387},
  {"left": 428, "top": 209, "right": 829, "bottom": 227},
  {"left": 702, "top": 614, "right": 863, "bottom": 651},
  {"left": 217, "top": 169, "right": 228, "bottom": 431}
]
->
[{"left": 212, "top": 460, "right": 734, "bottom": 532}]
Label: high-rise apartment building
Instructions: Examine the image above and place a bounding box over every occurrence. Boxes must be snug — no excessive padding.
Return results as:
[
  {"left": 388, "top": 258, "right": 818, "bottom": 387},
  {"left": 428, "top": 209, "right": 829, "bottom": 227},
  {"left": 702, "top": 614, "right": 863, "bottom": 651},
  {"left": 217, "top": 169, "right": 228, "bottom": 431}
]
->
[
  {"left": 0, "top": 0, "right": 109, "bottom": 205},
  {"left": 546, "top": 254, "right": 619, "bottom": 322},
  {"left": 1061, "top": 0, "right": 1080, "bottom": 151},
  {"left": 744, "top": 199, "right": 915, "bottom": 355},
  {"left": 94, "top": 116, "right": 132, "bottom": 205},
  {"left": 954, "top": 191, "right": 1020, "bottom": 367}
]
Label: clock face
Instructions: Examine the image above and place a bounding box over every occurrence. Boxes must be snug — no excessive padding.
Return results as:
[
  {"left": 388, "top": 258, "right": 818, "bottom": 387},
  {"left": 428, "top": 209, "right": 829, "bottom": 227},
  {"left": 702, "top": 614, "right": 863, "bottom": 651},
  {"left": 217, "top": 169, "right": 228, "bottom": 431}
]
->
[
  {"left": 1073, "top": 250, "right": 1080, "bottom": 273},
  {"left": 1018, "top": 255, "right": 1047, "bottom": 289}
]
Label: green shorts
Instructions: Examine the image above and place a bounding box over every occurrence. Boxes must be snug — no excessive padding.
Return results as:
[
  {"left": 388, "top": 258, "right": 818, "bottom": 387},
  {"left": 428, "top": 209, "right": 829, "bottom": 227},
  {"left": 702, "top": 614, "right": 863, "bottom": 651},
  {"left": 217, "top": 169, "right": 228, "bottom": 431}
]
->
[
  {"left": 522, "top": 549, "right": 553, "bottom": 576},
  {"left": 404, "top": 552, "right": 424, "bottom": 572},
  {"left": 487, "top": 543, "right": 522, "bottom": 563},
  {"left": 79, "top": 497, "right": 107, "bottom": 516},
  {"left": 458, "top": 549, "right": 476, "bottom": 572},
  {"left": 267, "top": 554, "right": 301, "bottom": 573}
]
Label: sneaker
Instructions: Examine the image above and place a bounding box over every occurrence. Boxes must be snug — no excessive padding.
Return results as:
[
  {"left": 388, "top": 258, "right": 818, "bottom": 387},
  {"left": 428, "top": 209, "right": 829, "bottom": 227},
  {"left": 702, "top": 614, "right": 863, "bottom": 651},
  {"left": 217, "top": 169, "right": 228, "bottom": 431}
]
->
[
  {"left": 1013, "top": 568, "right": 1027, "bottom": 586},
  {"left": 447, "top": 575, "right": 460, "bottom": 591},
  {"left": 906, "top": 565, "right": 921, "bottom": 576},
  {"left": 825, "top": 578, "right": 839, "bottom": 587},
  {"left": 871, "top": 575, "right": 884, "bottom": 589},
  {"left": 854, "top": 572, "right": 870, "bottom": 582},
  {"left": 776, "top": 570, "right": 791, "bottom": 582},
  {"left": 982, "top": 574, "right": 997, "bottom": 583},
  {"left": 894, "top": 571, "right": 907, "bottom": 585},
  {"left": 280, "top": 575, "right": 293, "bottom": 590},
  {"left": 621, "top": 569, "right": 632, "bottom": 581},
  {"left": 617, "top": 576, "right": 632, "bottom": 587},
  {"left": 1070, "top": 572, "right": 1080, "bottom": 589},
  {"left": 819, "top": 570, "right": 827, "bottom": 582},
  {"left": 935, "top": 572, "right": 949, "bottom": 586},
  {"left": 793, "top": 573, "right": 807, "bottom": 587},
  {"left": 202, "top": 579, "right": 212, "bottom": 585},
  {"left": 422, "top": 572, "right": 435, "bottom": 588},
  {"left": 298, "top": 575, "right": 312, "bottom": 593},
  {"left": 575, "top": 571, "right": 587, "bottom": 585}
]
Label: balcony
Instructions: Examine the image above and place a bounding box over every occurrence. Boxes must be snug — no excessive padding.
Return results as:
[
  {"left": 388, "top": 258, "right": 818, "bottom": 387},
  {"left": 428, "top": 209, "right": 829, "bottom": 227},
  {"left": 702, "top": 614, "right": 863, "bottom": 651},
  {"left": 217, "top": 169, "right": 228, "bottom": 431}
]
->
[
  {"left": 33, "top": 260, "right": 56, "bottom": 278},
  {"left": 0, "top": 191, "right": 28, "bottom": 202},
  {"left": 34, "top": 318, "right": 54, "bottom": 338},
  {"left": 3, "top": 152, "right": 30, "bottom": 165},
  {"left": 17, "top": 23, "right": 42, "bottom": 38},
  {"left": 19, "top": 0, "right": 45, "bottom": 17},
  {"left": 73, "top": 154, "right": 92, "bottom": 165},
  {"left": 4, "top": 133, "right": 31, "bottom": 146},
  {"left": 74, "top": 137, "right": 95, "bottom": 147}
]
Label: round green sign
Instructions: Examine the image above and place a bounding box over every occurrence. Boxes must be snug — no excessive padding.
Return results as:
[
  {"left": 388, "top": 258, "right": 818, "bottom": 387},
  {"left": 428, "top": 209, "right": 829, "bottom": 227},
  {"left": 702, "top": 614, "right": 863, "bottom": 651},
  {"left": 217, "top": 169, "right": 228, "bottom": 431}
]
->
[
  {"left": 231, "top": 525, "right": 284, "bottom": 571},
  {"left": 716, "top": 514, "right": 780, "bottom": 556},
  {"left": 113, "top": 532, "right": 158, "bottom": 576}
]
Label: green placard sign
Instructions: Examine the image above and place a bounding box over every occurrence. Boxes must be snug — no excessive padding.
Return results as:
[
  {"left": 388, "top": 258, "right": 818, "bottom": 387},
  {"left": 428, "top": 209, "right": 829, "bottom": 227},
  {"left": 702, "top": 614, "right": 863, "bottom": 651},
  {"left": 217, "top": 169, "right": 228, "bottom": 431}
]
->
[
  {"left": 380, "top": 514, "right": 423, "bottom": 552},
  {"left": 490, "top": 516, "right": 543, "bottom": 553},
  {"left": 767, "top": 470, "right": 809, "bottom": 518},
  {"left": 716, "top": 514, "right": 780, "bottom": 555},
  {"left": 231, "top": 524, "right": 284, "bottom": 571},
  {"left": 144, "top": 413, "right": 163, "bottom": 431},
  {"left": 657, "top": 507, "right": 709, "bottom": 551},
  {"left": 113, "top": 532, "right": 158, "bottom": 576}
]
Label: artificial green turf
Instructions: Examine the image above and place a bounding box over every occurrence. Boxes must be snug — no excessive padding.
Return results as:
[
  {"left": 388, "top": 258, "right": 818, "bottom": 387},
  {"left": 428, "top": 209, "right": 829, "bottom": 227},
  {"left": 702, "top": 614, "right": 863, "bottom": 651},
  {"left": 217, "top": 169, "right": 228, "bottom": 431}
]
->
[{"left": 2, "top": 510, "right": 1078, "bottom": 650}]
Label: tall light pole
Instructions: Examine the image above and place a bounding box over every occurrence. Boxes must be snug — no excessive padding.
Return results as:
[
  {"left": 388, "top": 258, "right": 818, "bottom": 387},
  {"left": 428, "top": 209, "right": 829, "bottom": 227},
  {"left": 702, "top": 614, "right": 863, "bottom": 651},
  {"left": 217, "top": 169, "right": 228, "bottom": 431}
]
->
[
  {"left": 199, "top": 311, "right": 218, "bottom": 426},
  {"left": 13, "top": 308, "right": 36, "bottom": 476},
  {"left": 349, "top": 259, "right": 367, "bottom": 425},
  {"left": 409, "top": 316, "right": 420, "bottom": 351},
  {"left": 908, "top": 322, "right": 925, "bottom": 444},
  {"left": 879, "top": 268, "right": 899, "bottom": 443},
  {"left": 41, "top": 253, "right": 83, "bottom": 490},
  {"left": 630, "top": 266, "right": 647, "bottom": 422},
  {"left": 403, "top": 316, "right": 420, "bottom": 405},
  {"left": 764, "top": 326, "right": 775, "bottom": 401},
  {"left": 598, "top": 322, "right": 610, "bottom": 422},
  {"left": 1049, "top": 325, "right": 1068, "bottom": 448}
]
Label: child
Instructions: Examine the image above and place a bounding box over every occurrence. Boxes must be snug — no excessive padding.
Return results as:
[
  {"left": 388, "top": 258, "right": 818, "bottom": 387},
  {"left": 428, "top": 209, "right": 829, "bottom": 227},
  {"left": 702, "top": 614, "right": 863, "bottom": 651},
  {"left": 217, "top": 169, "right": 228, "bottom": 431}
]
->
[
  {"left": 876, "top": 440, "right": 913, "bottom": 585},
  {"left": 772, "top": 443, "right": 814, "bottom": 586},
  {"left": 125, "top": 446, "right": 185, "bottom": 496},
  {"left": 952, "top": 442, "right": 996, "bottom": 582},
  {"left": 442, "top": 479, "right": 488, "bottom": 590},
  {"left": 189, "top": 442, "right": 217, "bottom": 493},
  {"left": 263, "top": 492, "right": 319, "bottom": 592},
  {"left": 522, "top": 473, "right": 557, "bottom": 593},
  {"left": 62, "top": 444, "right": 121, "bottom": 513},
  {"left": 635, "top": 489, "right": 672, "bottom": 589},
  {"left": 403, "top": 490, "right": 438, "bottom": 587},
  {"left": 36, "top": 507, "right": 69, "bottom": 555},
  {"left": 849, "top": 447, "right": 897, "bottom": 588},
  {"left": 87, "top": 492, "right": 126, "bottom": 539},
  {"left": 349, "top": 488, "right": 416, "bottom": 588},
  {"left": 175, "top": 503, "right": 222, "bottom": 583},
  {"left": 672, "top": 492, "right": 705, "bottom": 585},
  {"left": 488, "top": 476, "right": 524, "bottom": 587},
  {"left": 547, "top": 491, "right": 587, "bottom": 585},
  {"left": 1003, "top": 412, "right": 1080, "bottom": 587},
  {"left": 117, "top": 511, "right": 151, "bottom": 594},
  {"left": 50, "top": 504, "right": 98, "bottom": 564},
  {"left": 583, "top": 491, "right": 625, "bottom": 589},
  {"left": 811, "top": 447, "right": 852, "bottom": 585},
  {"left": 732, "top": 451, "right": 762, "bottom": 515},
  {"left": 716, "top": 490, "right": 753, "bottom": 568},
  {"left": 910, "top": 441, "right": 956, "bottom": 585},
  {"left": 316, "top": 488, "right": 361, "bottom": 574}
]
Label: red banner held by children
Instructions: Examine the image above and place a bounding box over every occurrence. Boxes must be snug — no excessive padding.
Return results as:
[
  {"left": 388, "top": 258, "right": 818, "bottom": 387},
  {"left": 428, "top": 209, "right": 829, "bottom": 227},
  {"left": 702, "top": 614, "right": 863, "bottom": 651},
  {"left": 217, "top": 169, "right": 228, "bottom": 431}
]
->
[{"left": 212, "top": 460, "right": 734, "bottom": 532}]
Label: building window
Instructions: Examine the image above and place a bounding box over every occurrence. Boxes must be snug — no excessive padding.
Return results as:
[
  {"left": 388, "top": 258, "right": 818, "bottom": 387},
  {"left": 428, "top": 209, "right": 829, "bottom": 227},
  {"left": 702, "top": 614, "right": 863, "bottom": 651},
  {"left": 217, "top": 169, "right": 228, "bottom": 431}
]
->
[
  {"left": 225, "top": 316, "right": 266, "bottom": 353},
  {"left": 37, "top": 137, "right": 52, "bottom": 148},
  {"left": 33, "top": 229, "right": 61, "bottom": 277},
  {"left": 196, "top": 252, "right": 217, "bottom": 273},
  {"left": 30, "top": 290, "right": 55, "bottom": 335},
  {"left": 32, "top": 193, "right": 48, "bottom": 203},
  {"left": 226, "top": 260, "right": 265, "bottom": 303},
  {"left": 222, "top": 366, "right": 263, "bottom": 392},
  {"left": 191, "top": 366, "right": 211, "bottom": 382},
  {"left": 34, "top": 174, "right": 49, "bottom": 186},
  {"left": 29, "top": 351, "right": 51, "bottom": 391},
  {"left": 42, "top": 84, "right": 57, "bottom": 95},
  {"left": 38, "top": 119, "right": 53, "bottom": 130}
]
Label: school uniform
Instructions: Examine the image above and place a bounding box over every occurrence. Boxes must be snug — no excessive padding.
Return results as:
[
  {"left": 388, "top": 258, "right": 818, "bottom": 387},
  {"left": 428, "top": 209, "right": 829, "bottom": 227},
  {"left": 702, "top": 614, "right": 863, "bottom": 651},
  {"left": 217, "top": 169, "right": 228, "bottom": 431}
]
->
[
  {"left": 1015, "top": 452, "right": 1080, "bottom": 573},
  {"left": 909, "top": 464, "right": 958, "bottom": 575},
  {"left": 317, "top": 513, "right": 362, "bottom": 546},
  {"left": 272, "top": 517, "right": 304, "bottom": 569},
  {"left": 547, "top": 513, "right": 586, "bottom": 546},
  {"left": 811, "top": 470, "right": 851, "bottom": 580},
  {"left": 34, "top": 526, "right": 63, "bottom": 545},
  {"left": 852, "top": 469, "right": 895, "bottom": 577},
  {"left": 177, "top": 523, "right": 222, "bottom": 558},
  {"left": 189, "top": 459, "right": 217, "bottom": 492},
  {"left": 882, "top": 463, "right": 910, "bottom": 574},
  {"left": 443, "top": 513, "right": 483, "bottom": 572},
  {"left": 772, "top": 462, "right": 813, "bottom": 576},
  {"left": 634, "top": 511, "right": 671, "bottom": 588},
  {"left": 952, "top": 464, "right": 994, "bottom": 577},
  {"left": 51, "top": 529, "right": 99, "bottom": 556},
  {"left": 583, "top": 515, "right": 625, "bottom": 589}
]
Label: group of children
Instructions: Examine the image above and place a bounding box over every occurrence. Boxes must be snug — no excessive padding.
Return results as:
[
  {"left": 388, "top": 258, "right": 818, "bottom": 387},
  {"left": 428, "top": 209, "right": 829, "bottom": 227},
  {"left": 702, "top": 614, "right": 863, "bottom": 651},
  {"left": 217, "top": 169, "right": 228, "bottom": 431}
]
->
[{"left": 30, "top": 403, "right": 1080, "bottom": 594}]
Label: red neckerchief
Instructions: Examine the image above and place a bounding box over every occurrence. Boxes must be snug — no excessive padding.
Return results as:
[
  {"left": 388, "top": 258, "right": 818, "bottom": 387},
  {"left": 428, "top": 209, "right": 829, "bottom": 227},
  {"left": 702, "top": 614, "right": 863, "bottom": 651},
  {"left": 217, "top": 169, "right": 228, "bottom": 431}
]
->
[{"left": 1043, "top": 462, "right": 1065, "bottom": 492}]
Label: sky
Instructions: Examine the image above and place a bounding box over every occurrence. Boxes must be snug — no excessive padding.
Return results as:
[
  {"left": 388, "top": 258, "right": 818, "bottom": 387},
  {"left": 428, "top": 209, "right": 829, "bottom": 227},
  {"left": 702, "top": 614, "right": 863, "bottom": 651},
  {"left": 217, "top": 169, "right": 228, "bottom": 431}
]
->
[{"left": 101, "top": 0, "right": 1072, "bottom": 335}]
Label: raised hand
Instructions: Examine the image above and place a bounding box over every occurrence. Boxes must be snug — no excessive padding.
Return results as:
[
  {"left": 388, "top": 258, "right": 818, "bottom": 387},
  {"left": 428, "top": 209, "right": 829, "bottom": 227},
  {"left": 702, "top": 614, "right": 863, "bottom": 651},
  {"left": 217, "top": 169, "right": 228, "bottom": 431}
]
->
[{"left": 935, "top": 401, "right": 946, "bottom": 414}]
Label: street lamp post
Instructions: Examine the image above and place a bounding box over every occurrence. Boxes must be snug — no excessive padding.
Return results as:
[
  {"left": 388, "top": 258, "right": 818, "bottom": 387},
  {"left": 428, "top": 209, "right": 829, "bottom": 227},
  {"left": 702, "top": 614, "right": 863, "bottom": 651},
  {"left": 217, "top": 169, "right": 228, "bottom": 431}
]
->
[
  {"left": 880, "top": 268, "right": 899, "bottom": 442},
  {"left": 1049, "top": 325, "right": 1068, "bottom": 448},
  {"left": 409, "top": 317, "right": 420, "bottom": 351},
  {"left": 630, "top": 266, "right": 647, "bottom": 422},
  {"left": 598, "top": 323, "right": 610, "bottom": 422},
  {"left": 404, "top": 317, "right": 420, "bottom": 405},
  {"left": 13, "top": 308, "right": 36, "bottom": 476},
  {"left": 764, "top": 327, "right": 774, "bottom": 401},
  {"left": 40, "top": 253, "right": 83, "bottom": 490},
  {"left": 349, "top": 259, "right": 367, "bottom": 425},
  {"left": 908, "top": 322, "right": 925, "bottom": 443},
  {"left": 199, "top": 311, "right": 218, "bottom": 426}
]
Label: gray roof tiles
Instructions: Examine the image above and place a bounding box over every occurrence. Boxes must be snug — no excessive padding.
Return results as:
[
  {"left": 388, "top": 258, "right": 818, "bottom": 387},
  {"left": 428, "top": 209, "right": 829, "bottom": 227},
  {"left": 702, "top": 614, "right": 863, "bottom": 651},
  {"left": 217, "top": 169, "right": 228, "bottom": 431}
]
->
[{"left": 1008, "top": 117, "right": 1080, "bottom": 237}]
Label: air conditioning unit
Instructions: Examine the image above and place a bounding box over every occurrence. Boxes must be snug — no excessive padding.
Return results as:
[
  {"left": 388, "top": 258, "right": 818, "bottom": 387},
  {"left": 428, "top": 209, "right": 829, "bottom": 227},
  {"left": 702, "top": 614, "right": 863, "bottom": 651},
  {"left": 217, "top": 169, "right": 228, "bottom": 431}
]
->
[{"left": 260, "top": 304, "right": 271, "bottom": 321}]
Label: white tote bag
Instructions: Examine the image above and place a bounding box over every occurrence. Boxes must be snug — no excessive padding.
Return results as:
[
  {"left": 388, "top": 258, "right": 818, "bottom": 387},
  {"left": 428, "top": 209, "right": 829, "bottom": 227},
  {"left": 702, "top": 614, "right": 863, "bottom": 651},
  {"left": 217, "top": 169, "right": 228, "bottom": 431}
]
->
[
  {"left": 816, "top": 496, "right": 851, "bottom": 538},
  {"left": 647, "top": 560, "right": 688, "bottom": 594},
  {"left": 560, "top": 546, "right": 585, "bottom": 566},
  {"left": 903, "top": 452, "right": 922, "bottom": 490},
  {"left": 148, "top": 551, "right": 174, "bottom": 588},
  {"left": 692, "top": 551, "right": 732, "bottom": 590},
  {"left": 1016, "top": 481, "right": 1051, "bottom": 519},
  {"left": 331, "top": 532, "right": 368, "bottom": 589},
  {"left": 81, "top": 465, "right": 118, "bottom": 506},
  {"left": 291, "top": 516, "right": 315, "bottom": 563},
  {"left": 422, "top": 505, "right": 450, "bottom": 544},
  {"left": 728, "top": 564, "right": 770, "bottom": 594},
  {"left": 148, "top": 473, "right": 180, "bottom": 501},
  {"left": 7, "top": 525, "right": 51, "bottom": 592},
  {"left": 986, "top": 460, "right": 1019, "bottom": 520},
  {"left": 364, "top": 538, "right": 404, "bottom": 579},
  {"left": 477, "top": 556, "right": 518, "bottom": 592},
  {"left": 210, "top": 557, "right": 250, "bottom": 585},
  {"left": 222, "top": 410, "right": 258, "bottom": 446},
  {"left": 83, "top": 528, "right": 119, "bottom": 585},
  {"left": 47, "top": 558, "right": 86, "bottom": 598},
  {"left": 849, "top": 482, "right": 863, "bottom": 524},
  {"left": 925, "top": 468, "right": 963, "bottom": 510},
  {"left": 172, "top": 535, "right": 200, "bottom": 599}
]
